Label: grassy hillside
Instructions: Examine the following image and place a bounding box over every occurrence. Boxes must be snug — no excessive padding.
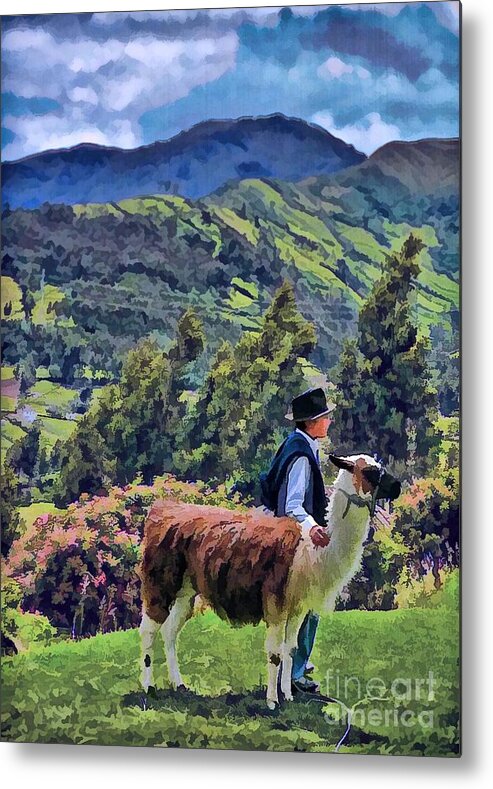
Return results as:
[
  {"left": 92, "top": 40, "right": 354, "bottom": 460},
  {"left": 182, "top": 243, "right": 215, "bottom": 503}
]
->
[
  {"left": 2, "top": 138, "right": 459, "bottom": 386},
  {"left": 1, "top": 585, "right": 459, "bottom": 754},
  {"left": 0, "top": 369, "right": 79, "bottom": 465},
  {"left": 206, "top": 176, "right": 458, "bottom": 329}
]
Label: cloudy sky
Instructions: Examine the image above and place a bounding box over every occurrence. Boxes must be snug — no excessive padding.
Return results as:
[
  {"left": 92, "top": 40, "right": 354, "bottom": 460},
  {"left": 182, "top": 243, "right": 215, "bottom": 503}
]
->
[{"left": 1, "top": 2, "right": 460, "bottom": 161}]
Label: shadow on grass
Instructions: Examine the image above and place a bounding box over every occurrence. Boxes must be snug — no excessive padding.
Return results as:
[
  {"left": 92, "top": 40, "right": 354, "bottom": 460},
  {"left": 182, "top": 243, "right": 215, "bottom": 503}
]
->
[{"left": 123, "top": 686, "right": 388, "bottom": 749}]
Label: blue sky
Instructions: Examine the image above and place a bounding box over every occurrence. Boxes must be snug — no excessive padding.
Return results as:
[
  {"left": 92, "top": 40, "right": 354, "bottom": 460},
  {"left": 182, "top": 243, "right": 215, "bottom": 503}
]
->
[{"left": 1, "top": 3, "right": 460, "bottom": 161}]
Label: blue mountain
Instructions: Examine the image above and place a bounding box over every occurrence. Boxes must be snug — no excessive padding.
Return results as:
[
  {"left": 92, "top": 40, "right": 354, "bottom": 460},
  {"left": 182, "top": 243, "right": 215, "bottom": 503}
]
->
[{"left": 1, "top": 114, "right": 366, "bottom": 209}]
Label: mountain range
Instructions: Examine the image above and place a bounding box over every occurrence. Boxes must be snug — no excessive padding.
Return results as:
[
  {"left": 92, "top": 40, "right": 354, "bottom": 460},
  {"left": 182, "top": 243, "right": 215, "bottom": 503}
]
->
[
  {"left": 1, "top": 118, "right": 460, "bottom": 388},
  {"left": 1, "top": 114, "right": 366, "bottom": 210}
]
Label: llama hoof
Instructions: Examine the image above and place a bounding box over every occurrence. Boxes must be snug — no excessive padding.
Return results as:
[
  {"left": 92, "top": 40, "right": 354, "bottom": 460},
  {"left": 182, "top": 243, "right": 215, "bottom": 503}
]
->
[
  {"left": 146, "top": 685, "right": 157, "bottom": 697},
  {"left": 266, "top": 699, "right": 278, "bottom": 710},
  {"left": 175, "top": 683, "right": 187, "bottom": 691},
  {"left": 283, "top": 692, "right": 294, "bottom": 703}
]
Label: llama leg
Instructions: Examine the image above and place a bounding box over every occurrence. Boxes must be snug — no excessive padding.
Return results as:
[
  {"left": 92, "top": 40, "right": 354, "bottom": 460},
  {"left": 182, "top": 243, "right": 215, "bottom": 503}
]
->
[
  {"left": 265, "top": 621, "right": 284, "bottom": 709},
  {"left": 139, "top": 611, "right": 161, "bottom": 692},
  {"left": 281, "top": 613, "right": 307, "bottom": 702},
  {"left": 160, "top": 576, "right": 196, "bottom": 690}
]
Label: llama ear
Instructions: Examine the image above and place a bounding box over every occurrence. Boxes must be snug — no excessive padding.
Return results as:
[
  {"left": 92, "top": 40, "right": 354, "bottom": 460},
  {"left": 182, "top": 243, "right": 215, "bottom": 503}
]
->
[{"left": 328, "top": 454, "right": 355, "bottom": 472}]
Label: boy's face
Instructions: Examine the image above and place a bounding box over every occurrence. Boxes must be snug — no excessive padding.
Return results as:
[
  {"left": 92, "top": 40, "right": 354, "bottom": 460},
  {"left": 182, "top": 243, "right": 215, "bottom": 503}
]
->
[{"left": 306, "top": 413, "right": 332, "bottom": 439}]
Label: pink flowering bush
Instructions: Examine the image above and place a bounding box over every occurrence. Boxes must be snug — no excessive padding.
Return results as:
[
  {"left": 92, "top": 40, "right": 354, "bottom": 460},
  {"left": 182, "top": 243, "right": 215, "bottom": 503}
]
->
[
  {"left": 390, "top": 476, "right": 459, "bottom": 588},
  {"left": 6, "top": 475, "right": 243, "bottom": 637}
]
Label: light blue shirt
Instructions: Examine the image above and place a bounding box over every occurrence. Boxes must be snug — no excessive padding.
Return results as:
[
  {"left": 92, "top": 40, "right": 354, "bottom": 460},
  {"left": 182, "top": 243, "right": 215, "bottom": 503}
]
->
[{"left": 285, "top": 428, "right": 320, "bottom": 536}]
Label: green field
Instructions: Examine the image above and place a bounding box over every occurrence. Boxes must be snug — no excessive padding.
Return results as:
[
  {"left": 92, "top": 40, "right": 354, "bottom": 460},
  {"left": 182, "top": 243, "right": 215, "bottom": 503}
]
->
[
  {"left": 37, "top": 416, "right": 78, "bottom": 452},
  {"left": 1, "top": 366, "right": 15, "bottom": 381},
  {"left": 0, "top": 395, "right": 17, "bottom": 413},
  {"left": 0, "top": 419, "right": 26, "bottom": 463},
  {"left": 23, "top": 380, "right": 77, "bottom": 417},
  {"left": 1, "top": 581, "right": 459, "bottom": 755}
]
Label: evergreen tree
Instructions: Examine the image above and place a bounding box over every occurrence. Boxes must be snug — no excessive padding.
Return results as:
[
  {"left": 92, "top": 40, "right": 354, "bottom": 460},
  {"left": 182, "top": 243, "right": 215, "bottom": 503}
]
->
[
  {"left": 177, "top": 340, "right": 237, "bottom": 480},
  {"left": 1, "top": 463, "right": 22, "bottom": 557},
  {"left": 428, "top": 322, "right": 460, "bottom": 416},
  {"left": 54, "top": 416, "right": 112, "bottom": 506},
  {"left": 182, "top": 280, "right": 316, "bottom": 492},
  {"left": 329, "top": 339, "right": 367, "bottom": 454},
  {"left": 54, "top": 308, "right": 205, "bottom": 502},
  {"left": 5, "top": 421, "right": 41, "bottom": 487},
  {"left": 332, "top": 235, "right": 439, "bottom": 468}
]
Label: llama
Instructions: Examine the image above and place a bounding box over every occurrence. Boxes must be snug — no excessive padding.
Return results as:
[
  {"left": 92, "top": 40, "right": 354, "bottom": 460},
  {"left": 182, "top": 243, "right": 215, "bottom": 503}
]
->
[{"left": 137, "top": 453, "right": 400, "bottom": 708}]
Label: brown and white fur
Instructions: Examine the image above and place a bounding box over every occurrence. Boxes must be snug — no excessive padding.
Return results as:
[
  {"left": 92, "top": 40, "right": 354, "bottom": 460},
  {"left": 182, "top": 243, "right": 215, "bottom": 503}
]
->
[{"left": 137, "top": 453, "right": 399, "bottom": 708}]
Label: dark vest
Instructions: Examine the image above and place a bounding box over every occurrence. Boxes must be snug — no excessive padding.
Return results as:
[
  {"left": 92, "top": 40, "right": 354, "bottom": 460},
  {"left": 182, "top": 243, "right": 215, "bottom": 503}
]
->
[{"left": 260, "top": 431, "right": 327, "bottom": 526}]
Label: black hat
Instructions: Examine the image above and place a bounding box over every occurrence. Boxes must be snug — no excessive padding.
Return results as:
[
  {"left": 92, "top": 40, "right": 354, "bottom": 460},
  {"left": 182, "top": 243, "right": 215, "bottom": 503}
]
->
[{"left": 285, "top": 387, "right": 336, "bottom": 421}]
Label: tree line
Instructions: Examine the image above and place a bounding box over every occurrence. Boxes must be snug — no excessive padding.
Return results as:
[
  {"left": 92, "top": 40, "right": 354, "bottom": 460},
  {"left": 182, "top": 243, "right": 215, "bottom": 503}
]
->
[{"left": 2, "top": 234, "right": 459, "bottom": 606}]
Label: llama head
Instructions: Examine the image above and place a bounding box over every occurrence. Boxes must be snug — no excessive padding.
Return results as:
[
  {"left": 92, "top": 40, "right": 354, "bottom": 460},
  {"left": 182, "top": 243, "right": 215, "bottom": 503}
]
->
[{"left": 328, "top": 453, "right": 401, "bottom": 512}]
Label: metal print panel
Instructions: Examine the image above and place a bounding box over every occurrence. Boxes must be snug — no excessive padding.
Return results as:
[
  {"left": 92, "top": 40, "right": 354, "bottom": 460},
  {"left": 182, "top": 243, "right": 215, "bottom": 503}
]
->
[{"left": 0, "top": 2, "right": 461, "bottom": 756}]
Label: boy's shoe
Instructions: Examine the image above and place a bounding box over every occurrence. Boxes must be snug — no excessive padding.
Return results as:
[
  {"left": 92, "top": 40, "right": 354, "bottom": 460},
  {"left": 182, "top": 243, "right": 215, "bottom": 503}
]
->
[
  {"left": 291, "top": 677, "right": 320, "bottom": 695},
  {"left": 304, "top": 662, "right": 315, "bottom": 675}
]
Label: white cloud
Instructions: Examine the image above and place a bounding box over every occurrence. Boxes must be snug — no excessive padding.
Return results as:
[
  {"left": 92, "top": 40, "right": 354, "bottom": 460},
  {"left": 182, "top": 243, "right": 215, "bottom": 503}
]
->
[
  {"left": 432, "top": 1, "right": 460, "bottom": 35},
  {"left": 311, "top": 111, "right": 336, "bottom": 132},
  {"left": 124, "top": 37, "right": 186, "bottom": 68},
  {"left": 318, "top": 56, "right": 353, "bottom": 79},
  {"left": 288, "top": 5, "right": 331, "bottom": 16},
  {"left": 68, "top": 39, "right": 126, "bottom": 73},
  {"left": 68, "top": 86, "right": 99, "bottom": 106},
  {"left": 311, "top": 111, "right": 401, "bottom": 155},
  {"left": 103, "top": 75, "right": 150, "bottom": 112},
  {"left": 3, "top": 111, "right": 140, "bottom": 159},
  {"left": 2, "top": 25, "right": 239, "bottom": 159},
  {"left": 318, "top": 56, "right": 372, "bottom": 81},
  {"left": 2, "top": 27, "right": 54, "bottom": 51}
]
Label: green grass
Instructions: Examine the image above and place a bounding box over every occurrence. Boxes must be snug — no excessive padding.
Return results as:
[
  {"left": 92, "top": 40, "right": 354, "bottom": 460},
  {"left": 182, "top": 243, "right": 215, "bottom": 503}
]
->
[
  {"left": 23, "top": 380, "right": 77, "bottom": 417},
  {"left": 213, "top": 207, "right": 259, "bottom": 245},
  {"left": 228, "top": 277, "right": 260, "bottom": 311},
  {"left": 0, "top": 418, "right": 27, "bottom": 463},
  {"left": 1, "top": 418, "right": 26, "bottom": 445},
  {"left": 1, "top": 411, "right": 77, "bottom": 460},
  {"left": 31, "top": 284, "right": 74, "bottom": 327},
  {"left": 1, "top": 395, "right": 17, "bottom": 413},
  {"left": 73, "top": 202, "right": 123, "bottom": 219},
  {"left": 1, "top": 366, "right": 15, "bottom": 381},
  {"left": 37, "top": 416, "right": 78, "bottom": 452},
  {"left": 1, "top": 276, "right": 24, "bottom": 320},
  {"left": 1, "top": 598, "right": 459, "bottom": 754},
  {"left": 17, "top": 502, "right": 66, "bottom": 530},
  {"left": 116, "top": 195, "right": 188, "bottom": 217}
]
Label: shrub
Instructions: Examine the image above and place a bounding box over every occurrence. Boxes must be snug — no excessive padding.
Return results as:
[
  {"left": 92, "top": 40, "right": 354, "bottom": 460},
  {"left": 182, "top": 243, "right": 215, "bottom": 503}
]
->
[
  {"left": 395, "top": 567, "right": 459, "bottom": 609},
  {"left": 1, "top": 574, "right": 56, "bottom": 652},
  {"left": 5, "top": 475, "right": 245, "bottom": 637},
  {"left": 391, "top": 477, "right": 459, "bottom": 588},
  {"left": 336, "top": 536, "right": 406, "bottom": 611}
]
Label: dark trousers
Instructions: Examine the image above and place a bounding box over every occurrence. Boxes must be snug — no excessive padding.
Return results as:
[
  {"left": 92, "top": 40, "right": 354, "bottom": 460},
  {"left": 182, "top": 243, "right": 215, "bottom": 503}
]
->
[{"left": 291, "top": 611, "right": 320, "bottom": 680}]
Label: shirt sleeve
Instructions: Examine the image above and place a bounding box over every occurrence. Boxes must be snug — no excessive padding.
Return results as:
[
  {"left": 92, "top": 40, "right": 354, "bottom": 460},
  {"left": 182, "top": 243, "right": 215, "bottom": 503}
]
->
[{"left": 285, "top": 456, "right": 318, "bottom": 537}]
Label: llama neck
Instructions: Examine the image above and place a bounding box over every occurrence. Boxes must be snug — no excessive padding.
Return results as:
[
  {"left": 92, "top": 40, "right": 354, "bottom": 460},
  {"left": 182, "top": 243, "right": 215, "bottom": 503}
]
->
[{"left": 318, "top": 483, "right": 371, "bottom": 608}]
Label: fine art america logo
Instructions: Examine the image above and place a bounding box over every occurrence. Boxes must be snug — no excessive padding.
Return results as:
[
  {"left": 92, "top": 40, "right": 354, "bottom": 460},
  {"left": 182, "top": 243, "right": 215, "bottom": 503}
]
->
[{"left": 322, "top": 670, "right": 437, "bottom": 730}]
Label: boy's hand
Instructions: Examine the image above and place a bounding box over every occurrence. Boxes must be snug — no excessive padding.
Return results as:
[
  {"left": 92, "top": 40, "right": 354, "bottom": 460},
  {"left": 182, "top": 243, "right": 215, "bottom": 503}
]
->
[{"left": 309, "top": 525, "right": 330, "bottom": 547}]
